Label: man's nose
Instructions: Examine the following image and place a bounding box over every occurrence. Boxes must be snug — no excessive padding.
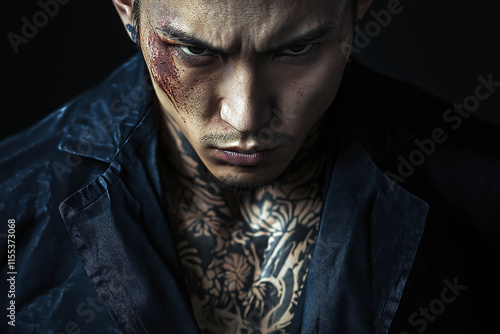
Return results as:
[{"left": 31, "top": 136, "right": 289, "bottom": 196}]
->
[{"left": 219, "top": 61, "right": 273, "bottom": 134}]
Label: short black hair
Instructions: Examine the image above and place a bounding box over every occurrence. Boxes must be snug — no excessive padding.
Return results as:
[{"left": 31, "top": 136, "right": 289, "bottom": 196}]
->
[{"left": 131, "top": 0, "right": 358, "bottom": 47}]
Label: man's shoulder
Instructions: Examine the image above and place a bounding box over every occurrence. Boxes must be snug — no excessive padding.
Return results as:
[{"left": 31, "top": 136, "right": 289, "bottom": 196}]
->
[
  {"left": 0, "top": 53, "right": 153, "bottom": 333},
  {"left": 0, "top": 51, "right": 154, "bottom": 217},
  {"left": 343, "top": 59, "right": 500, "bottom": 221},
  {"left": 343, "top": 60, "right": 500, "bottom": 332},
  {"left": 0, "top": 52, "right": 151, "bottom": 178}
]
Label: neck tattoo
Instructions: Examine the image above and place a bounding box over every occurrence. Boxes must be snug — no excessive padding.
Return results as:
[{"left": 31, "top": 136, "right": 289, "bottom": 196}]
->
[{"left": 158, "top": 113, "right": 326, "bottom": 333}]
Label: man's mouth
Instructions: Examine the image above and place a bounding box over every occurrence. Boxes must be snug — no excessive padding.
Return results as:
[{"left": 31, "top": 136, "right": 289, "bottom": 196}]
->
[{"left": 213, "top": 147, "right": 277, "bottom": 166}]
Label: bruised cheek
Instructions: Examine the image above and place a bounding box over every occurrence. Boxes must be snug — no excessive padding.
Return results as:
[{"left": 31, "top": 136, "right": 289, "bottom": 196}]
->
[
  {"left": 144, "top": 34, "right": 215, "bottom": 125},
  {"left": 145, "top": 33, "right": 187, "bottom": 113}
]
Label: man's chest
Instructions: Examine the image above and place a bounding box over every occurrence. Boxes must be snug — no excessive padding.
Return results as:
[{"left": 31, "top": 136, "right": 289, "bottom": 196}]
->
[{"left": 164, "top": 181, "right": 323, "bottom": 333}]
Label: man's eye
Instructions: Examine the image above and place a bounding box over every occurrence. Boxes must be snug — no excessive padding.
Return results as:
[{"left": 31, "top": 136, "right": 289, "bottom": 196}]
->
[
  {"left": 180, "top": 46, "right": 211, "bottom": 56},
  {"left": 279, "top": 44, "right": 314, "bottom": 56}
]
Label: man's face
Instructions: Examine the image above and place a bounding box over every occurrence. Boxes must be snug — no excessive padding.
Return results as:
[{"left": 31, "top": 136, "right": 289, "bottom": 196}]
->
[{"left": 138, "top": 0, "right": 353, "bottom": 189}]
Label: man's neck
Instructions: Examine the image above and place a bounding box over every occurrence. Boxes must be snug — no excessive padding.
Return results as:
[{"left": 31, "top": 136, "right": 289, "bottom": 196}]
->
[{"left": 156, "top": 108, "right": 329, "bottom": 333}]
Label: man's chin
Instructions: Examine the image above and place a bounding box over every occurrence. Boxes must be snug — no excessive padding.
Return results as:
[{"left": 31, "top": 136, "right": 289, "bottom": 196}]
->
[{"left": 206, "top": 168, "right": 286, "bottom": 193}]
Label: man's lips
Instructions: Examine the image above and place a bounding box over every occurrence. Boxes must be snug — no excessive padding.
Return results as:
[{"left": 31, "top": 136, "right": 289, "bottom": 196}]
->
[{"left": 213, "top": 148, "right": 277, "bottom": 166}]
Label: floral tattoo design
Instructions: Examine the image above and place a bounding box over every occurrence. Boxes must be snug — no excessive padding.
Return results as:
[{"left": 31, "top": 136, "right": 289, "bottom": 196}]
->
[{"left": 159, "top": 116, "right": 326, "bottom": 333}]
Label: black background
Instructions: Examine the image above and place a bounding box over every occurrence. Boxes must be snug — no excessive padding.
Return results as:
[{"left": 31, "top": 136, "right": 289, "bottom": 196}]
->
[{"left": 1, "top": 0, "right": 499, "bottom": 139}]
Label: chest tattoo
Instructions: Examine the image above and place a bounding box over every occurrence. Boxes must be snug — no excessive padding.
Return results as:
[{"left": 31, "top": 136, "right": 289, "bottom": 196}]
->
[{"left": 159, "top": 121, "right": 325, "bottom": 333}]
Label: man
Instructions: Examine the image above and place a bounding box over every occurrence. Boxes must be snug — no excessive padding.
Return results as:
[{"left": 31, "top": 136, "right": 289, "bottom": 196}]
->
[{"left": 1, "top": 0, "right": 499, "bottom": 333}]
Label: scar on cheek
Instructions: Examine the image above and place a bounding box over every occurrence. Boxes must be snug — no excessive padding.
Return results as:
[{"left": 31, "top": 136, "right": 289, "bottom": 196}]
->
[{"left": 147, "top": 33, "right": 183, "bottom": 108}]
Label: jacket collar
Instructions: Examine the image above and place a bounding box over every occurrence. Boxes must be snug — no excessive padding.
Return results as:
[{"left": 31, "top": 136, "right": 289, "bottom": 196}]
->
[{"left": 57, "top": 52, "right": 154, "bottom": 163}]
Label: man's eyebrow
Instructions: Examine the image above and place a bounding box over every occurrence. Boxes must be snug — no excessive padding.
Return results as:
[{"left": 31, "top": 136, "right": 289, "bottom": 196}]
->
[
  {"left": 155, "top": 23, "right": 339, "bottom": 54},
  {"left": 156, "top": 26, "right": 227, "bottom": 54},
  {"left": 263, "top": 24, "right": 339, "bottom": 53}
]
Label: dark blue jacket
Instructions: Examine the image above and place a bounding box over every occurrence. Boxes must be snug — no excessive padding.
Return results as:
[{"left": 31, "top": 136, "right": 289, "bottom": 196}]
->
[{"left": 1, "top": 53, "right": 498, "bottom": 333}]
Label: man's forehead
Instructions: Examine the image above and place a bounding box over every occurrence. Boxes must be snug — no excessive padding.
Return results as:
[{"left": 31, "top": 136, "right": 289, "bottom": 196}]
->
[
  {"left": 142, "top": 0, "right": 350, "bottom": 50},
  {"left": 143, "top": 0, "right": 347, "bottom": 17}
]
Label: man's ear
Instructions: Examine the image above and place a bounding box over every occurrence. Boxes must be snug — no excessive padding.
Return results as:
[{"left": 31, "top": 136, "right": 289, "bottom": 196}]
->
[
  {"left": 357, "top": 0, "right": 374, "bottom": 20},
  {"left": 112, "top": 0, "right": 136, "bottom": 42}
]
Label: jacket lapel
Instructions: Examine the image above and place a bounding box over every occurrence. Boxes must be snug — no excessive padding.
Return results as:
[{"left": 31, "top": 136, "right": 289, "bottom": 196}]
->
[
  {"left": 59, "top": 107, "right": 200, "bottom": 334},
  {"left": 291, "top": 141, "right": 428, "bottom": 333}
]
